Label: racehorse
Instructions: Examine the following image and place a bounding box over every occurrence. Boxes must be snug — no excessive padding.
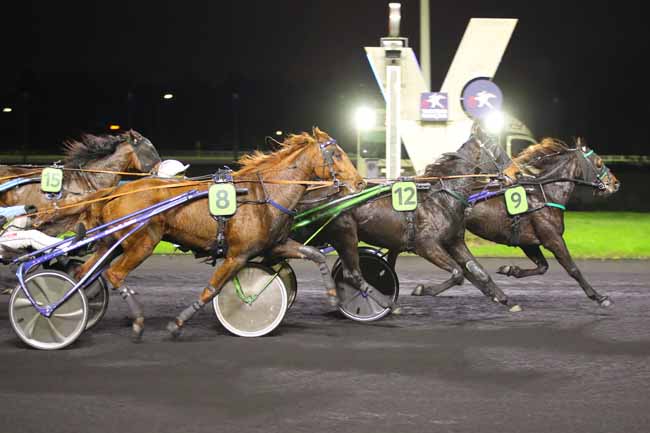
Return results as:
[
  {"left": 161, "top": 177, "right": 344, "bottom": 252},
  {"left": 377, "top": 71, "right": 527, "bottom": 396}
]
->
[
  {"left": 0, "top": 130, "right": 160, "bottom": 234},
  {"left": 460, "top": 137, "right": 620, "bottom": 306},
  {"left": 43, "top": 128, "right": 364, "bottom": 340},
  {"left": 293, "top": 134, "right": 521, "bottom": 312}
]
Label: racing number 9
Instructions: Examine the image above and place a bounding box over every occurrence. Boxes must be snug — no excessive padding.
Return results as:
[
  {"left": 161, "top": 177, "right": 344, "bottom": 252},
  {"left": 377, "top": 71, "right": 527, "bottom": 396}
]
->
[
  {"left": 209, "top": 183, "right": 237, "bottom": 216},
  {"left": 505, "top": 186, "right": 528, "bottom": 215},
  {"left": 392, "top": 182, "right": 418, "bottom": 211},
  {"left": 41, "top": 168, "right": 63, "bottom": 193}
]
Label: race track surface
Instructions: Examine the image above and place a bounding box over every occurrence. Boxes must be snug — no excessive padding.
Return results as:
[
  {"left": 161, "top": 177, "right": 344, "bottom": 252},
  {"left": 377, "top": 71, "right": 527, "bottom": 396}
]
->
[{"left": 1, "top": 256, "right": 649, "bottom": 433}]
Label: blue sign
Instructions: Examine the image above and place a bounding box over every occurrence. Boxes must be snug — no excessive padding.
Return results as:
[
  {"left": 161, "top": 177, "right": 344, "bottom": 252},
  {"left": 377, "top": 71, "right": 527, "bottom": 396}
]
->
[
  {"left": 420, "top": 92, "right": 448, "bottom": 121},
  {"left": 461, "top": 78, "right": 503, "bottom": 119}
]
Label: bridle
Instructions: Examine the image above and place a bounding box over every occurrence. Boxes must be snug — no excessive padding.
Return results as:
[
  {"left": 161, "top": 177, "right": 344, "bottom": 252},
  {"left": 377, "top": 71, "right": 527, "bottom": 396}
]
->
[{"left": 316, "top": 138, "right": 341, "bottom": 188}]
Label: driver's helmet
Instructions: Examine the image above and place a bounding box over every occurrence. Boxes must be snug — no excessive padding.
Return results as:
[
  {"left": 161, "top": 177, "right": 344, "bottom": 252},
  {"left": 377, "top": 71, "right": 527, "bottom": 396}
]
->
[{"left": 156, "top": 160, "right": 190, "bottom": 178}]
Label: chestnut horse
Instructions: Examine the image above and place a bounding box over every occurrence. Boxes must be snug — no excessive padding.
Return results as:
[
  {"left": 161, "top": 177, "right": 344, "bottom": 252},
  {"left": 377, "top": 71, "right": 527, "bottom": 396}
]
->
[
  {"left": 55, "top": 128, "right": 363, "bottom": 340},
  {"left": 1, "top": 130, "right": 160, "bottom": 234}
]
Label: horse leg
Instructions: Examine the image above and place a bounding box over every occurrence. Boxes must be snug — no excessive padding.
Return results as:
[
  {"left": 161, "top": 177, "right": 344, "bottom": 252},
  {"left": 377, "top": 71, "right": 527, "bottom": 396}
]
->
[
  {"left": 268, "top": 238, "right": 340, "bottom": 306},
  {"left": 167, "top": 254, "right": 248, "bottom": 338},
  {"left": 448, "top": 240, "right": 522, "bottom": 312},
  {"left": 102, "top": 230, "right": 160, "bottom": 341},
  {"left": 541, "top": 234, "right": 611, "bottom": 307},
  {"left": 497, "top": 245, "right": 549, "bottom": 278},
  {"left": 411, "top": 244, "right": 465, "bottom": 297}
]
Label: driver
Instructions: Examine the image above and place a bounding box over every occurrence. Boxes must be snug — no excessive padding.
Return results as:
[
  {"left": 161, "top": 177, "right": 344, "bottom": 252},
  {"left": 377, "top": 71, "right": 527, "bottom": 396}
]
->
[
  {"left": 155, "top": 159, "right": 190, "bottom": 179},
  {"left": 0, "top": 205, "right": 62, "bottom": 263}
]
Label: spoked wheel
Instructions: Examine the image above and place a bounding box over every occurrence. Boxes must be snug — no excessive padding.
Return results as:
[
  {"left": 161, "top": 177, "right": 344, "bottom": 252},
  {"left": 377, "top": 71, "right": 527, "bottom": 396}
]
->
[
  {"left": 332, "top": 249, "right": 399, "bottom": 322},
  {"left": 9, "top": 270, "right": 88, "bottom": 350},
  {"left": 58, "top": 259, "right": 110, "bottom": 330},
  {"left": 213, "top": 263, "right": 287, "bottom": 337},
  {"left": 270, "top": 261, "right": 298, "bottom": 309}
]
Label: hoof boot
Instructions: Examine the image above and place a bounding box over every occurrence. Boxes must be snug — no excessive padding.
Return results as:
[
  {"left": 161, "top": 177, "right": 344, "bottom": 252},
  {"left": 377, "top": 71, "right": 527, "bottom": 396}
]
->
[{"left": 167, "top": 321, "right": 183, "bottom": 339}]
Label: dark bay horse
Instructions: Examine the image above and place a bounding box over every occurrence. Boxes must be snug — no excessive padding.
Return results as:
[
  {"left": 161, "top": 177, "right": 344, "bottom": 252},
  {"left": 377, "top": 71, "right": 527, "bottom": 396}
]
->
[
  {"left": 462, "top": 138, "right": 620, "bottom": 306},
  {"left": 43, "top": 128, "right": 364, "bottom": 340},
  {"left": 1, "top": 130, "right": 160, "bottom": 234},
  {"left": 294, "top": 135, "right": 521, "bottom": 312}
]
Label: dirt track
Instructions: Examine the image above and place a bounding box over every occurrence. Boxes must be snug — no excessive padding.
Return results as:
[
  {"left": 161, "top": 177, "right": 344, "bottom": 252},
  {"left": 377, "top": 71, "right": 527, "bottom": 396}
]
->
[{"left": 1, "top": 256, "right": 649, "bottom": 433}]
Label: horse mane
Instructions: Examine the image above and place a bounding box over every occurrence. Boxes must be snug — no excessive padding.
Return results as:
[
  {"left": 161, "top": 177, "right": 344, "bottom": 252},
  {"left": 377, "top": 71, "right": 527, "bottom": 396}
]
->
[
  {"left": 505, "top": 137, "right": 574, "bottom": 177},
  {"left": 422, "top": 153, "right": 462, "bottom": 177},
  {"left": 63, "top": 133, "right": 128, "bottom": 167},
  {"left": 235, "top": 132, "right": 316, "bottom": 175}
]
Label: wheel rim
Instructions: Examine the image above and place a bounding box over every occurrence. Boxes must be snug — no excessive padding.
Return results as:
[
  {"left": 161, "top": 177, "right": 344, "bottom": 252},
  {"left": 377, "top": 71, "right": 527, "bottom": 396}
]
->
[
  {"left": 213, "top": 264, "right": 287, "bottom": 337},
  {"left": 333, "top": 253, "right": 399, "bottom": 322},
  {"left": 271, "top": 262, "right": 297, "bottom": 309},
  {"left": 83, "top": 276, "right": 109, "bottom": 330},
  {"left": 9, "top": 271, "right": 88, "bottom": 350}
]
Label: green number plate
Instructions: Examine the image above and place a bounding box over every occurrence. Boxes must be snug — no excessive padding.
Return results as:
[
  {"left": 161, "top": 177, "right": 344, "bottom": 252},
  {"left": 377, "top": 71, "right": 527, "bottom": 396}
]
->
[
  {"left": 391, "top": 181, "right": 418, "bottom": 211},
  {"left": 209, "top": 183, "right": 237, "bottom": 216},
  {"left": 41, "top": 167, "right": 63, "bottom": 193},
  {"left": 505, "top": 186, "right": 528, "bottom": 215}
]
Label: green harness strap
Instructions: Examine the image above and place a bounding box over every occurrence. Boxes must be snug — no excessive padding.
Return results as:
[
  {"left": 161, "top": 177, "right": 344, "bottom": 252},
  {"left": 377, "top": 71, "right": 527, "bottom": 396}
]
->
[{"left": 545, "top": 202, "right": 566, "bottom": 210}]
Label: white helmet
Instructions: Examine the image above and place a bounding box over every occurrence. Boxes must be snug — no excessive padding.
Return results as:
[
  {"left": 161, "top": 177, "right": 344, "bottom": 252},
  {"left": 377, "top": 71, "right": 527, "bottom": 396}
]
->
[{"left": 157, "top": 160, "right": 190, "bottom": 178}]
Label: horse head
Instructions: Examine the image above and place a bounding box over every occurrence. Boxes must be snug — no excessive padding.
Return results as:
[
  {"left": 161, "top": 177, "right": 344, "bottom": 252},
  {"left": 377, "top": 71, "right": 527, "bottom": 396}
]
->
[
  {"left": 575, "top": 137, "right": 620, "bottom": 196},
  {"left": 121, "top": 130, "right": 161, "bottom": 173},
  {"left": 307, "top": 127, "right": 365, "bottom": 194}
]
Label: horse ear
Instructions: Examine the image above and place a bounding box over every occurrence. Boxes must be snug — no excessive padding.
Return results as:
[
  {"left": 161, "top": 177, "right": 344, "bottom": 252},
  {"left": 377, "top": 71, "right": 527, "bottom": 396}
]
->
[{"left": 312, "top": 126, "right": 326, "bottom": 140}]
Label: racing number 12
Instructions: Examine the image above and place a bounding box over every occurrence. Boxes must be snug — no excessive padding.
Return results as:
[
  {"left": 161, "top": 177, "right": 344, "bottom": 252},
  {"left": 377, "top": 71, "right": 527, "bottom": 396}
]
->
[{"left": 392, "top": 182, "right": 418, "bottom": 211}]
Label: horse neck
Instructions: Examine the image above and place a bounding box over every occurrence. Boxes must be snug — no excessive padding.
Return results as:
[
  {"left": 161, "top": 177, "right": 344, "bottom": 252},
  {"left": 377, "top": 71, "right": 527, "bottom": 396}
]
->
[
  {"left": 255, "top": 151, "right": 315, "bottom": 209},
  {"left": 68, "top": 144, "right": 133, "bottom": 189},
  {"left": 535, "top": 153, "right": 579, "bottom": 205}
]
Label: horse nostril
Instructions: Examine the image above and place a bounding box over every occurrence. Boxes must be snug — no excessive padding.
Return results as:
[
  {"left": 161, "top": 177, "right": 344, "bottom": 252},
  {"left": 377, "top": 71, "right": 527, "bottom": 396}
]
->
[{"left": 356, "top": 180, "right": 367, "bottom": 190}]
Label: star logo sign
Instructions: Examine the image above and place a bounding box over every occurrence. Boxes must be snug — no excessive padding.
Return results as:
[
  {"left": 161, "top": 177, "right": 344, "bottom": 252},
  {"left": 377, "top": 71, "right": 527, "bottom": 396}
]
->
[
  {"left": 426, "top": 93, "right": 447, "bottom": 109},
  {"left": 467, "top": 91, "right": 497, "bottom": 109}
]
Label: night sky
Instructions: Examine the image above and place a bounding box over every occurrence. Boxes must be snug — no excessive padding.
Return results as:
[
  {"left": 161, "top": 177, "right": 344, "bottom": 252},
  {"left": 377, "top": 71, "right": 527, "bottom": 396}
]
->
[{"left": 0, "top": 0, "right": 646, "bottom": 156}]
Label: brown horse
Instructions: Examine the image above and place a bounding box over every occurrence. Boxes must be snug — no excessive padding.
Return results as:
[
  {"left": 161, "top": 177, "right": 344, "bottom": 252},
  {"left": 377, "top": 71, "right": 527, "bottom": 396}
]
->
[
  {"left": 48, "top": 128, "right": 364, "bottom": 340},
  {"left": 1, "top": 130, "right": 160, "bottom": 234}
]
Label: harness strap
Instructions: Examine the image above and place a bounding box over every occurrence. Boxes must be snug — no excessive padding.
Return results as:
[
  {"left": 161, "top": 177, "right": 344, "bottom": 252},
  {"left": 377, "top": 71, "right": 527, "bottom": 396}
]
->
[
  {"left": 510, "top": 215, "right": 521, "bottom": 246},
  {"left": 545, "top": 202, "right": 566, "bottom": 210},
  {"left": 442, "top": 189, "right": 470, "bottom": 207},
  {"left": 405, "top": 211, "right": 416, "bottom": 252},
  {"left": 256, "top": 172, "right": 297, "bottom": 216}
]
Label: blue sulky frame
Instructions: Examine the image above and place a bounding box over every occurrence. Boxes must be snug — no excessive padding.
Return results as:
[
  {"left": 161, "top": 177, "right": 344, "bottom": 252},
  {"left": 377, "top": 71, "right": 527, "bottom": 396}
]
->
[{"left": 12, "top": 189, "right": 209, "bottom": 319}]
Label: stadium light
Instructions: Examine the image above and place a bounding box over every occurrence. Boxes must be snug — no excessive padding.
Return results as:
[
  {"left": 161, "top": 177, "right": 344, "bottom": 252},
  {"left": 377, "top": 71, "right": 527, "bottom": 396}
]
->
[
  {"left": 108, "top": 124, "right": 121, "bottom": 131},
  {"left": 2, "top": 107, "right": 12, "bottom": 113},
  {"left": 484, "top": 110, "right": 505, "bottom": 134},
  {"left": 275, "top": 130, "right": 283, "bottom": 136},
  {"left": 163, "top": 93, "right": 174, "bottom": 100},
  {"left": 354, "top": 106, "right": 376, "bottom": 131}
]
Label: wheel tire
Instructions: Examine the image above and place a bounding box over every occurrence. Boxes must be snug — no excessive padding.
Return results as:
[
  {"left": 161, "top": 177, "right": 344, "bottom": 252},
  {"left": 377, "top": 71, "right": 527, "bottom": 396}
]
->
[
  {"left": 9, "top": 270, "right": 88, "bottom": 350},
  {"left": 55, "top": 258, "right": 110, "bottom": 330},
  {"left": 270, "top": 262, "right": 298, "bottom": 310},
  {"left": 213, "top": 263, "right": 288, "bottom": 337},
  {"left": 332, "top": 248, "right": 399, "bottom": 322}
]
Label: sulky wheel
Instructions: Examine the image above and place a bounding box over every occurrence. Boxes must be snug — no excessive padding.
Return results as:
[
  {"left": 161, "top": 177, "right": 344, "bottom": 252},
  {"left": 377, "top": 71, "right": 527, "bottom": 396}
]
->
[
  {"left": 59, "top": 259, "right": 110, "bottom": 330},
  {"left": 332, "top": 248, "right": 399, "bottom": 322},
  {"left": 270, "top": 261, "right": 298, "bottom": 310},
  {"left": 82, "top": 275, "right": 109, "bottom": 330},
  {"left": 9, "top": 270, "right": 89, "bottom": 350},
  {"left": 213, "top": 263, "right": 288, "bottom": 337}
]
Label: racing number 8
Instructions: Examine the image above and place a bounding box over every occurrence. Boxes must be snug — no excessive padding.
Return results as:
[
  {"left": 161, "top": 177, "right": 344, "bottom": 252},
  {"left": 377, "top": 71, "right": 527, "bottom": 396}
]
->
[
  {"left": 41, "top": 168, "right": 63, "bottom": 193},
  {"left": 392, "top": 182, "right": 418, "bottom": 211},
  {"left": 209, "top": 183, "right": 237, "bottom": 216},
  {"left": 505, "top": 186, "right": 528, "bottom": 215}
]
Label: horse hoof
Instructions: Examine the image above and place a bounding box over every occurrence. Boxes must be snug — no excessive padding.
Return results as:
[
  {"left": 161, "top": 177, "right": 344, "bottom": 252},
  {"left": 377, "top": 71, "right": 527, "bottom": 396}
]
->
[
  {"left": 391, "top": 304, "right": 402, "bottom": 315},
  {"left": 411, "top": 285, "right": 424, "bottom": 296},
  {"left": 496, "top": 265, "right": 511, "bottom": 275},
  {"left": 598, "top": 297, "right": 612, "bottom": 308},
  {"left": 131, "top": 325, "right": 144, "bottom": 343},
  {"left": 166, "top": 321, "right": 183, "bottom": 339},
  {"left": 509, "top": 304, "right": 523, "bottom": 313}
]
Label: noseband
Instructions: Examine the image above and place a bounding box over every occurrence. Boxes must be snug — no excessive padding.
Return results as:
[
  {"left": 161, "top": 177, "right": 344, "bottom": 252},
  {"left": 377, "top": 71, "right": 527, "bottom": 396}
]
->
[{"left": 318, "top": 138, "right": 341, "bottom": 187}]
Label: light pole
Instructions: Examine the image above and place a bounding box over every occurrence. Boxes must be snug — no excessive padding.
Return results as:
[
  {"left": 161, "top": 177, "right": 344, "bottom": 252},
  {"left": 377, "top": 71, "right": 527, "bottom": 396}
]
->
[{"left": 353, "top": 106, "right": 376, "bottom": 177}]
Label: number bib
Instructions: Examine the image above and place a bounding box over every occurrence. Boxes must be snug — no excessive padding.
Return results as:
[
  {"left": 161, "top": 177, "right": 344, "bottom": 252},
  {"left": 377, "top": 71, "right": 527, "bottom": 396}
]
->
[
  {"left": 504, "top": 186, "right": 528, "bottom": 215},
  {"left": 209, "top": 183, "right": 237, "bottom": 216},
  {"left": 41, "top": 167, "right": 64, "bottom": 193},
  {"left": 391, "top": 182, "right": 418, "bottom": 211}
]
